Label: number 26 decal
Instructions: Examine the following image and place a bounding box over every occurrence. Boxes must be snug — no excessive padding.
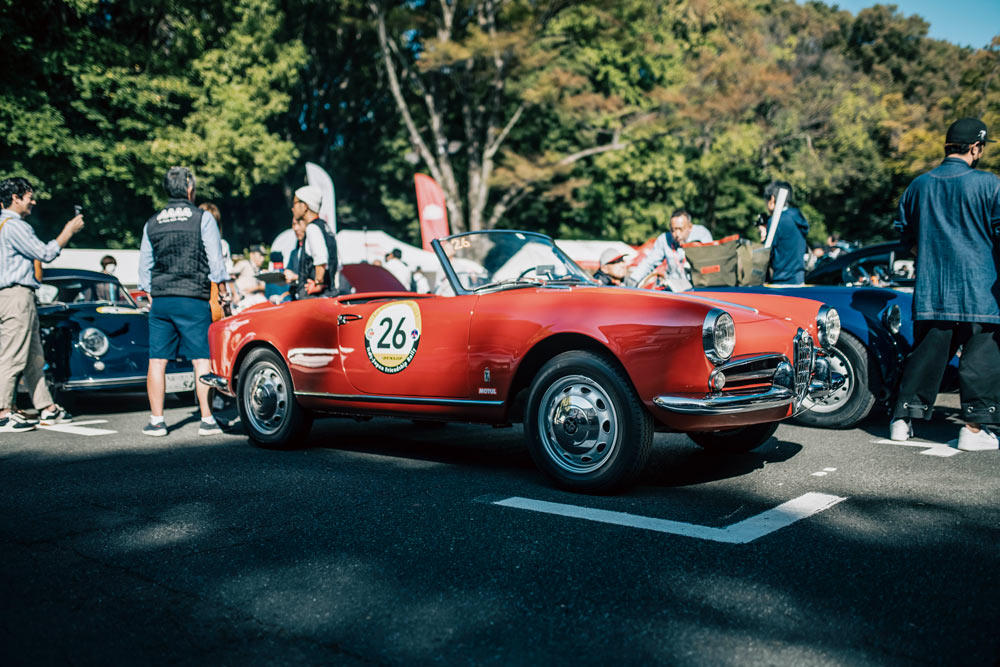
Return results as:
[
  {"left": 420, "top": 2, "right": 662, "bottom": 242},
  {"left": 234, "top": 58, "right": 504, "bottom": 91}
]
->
[{"left": 364, "top": 301, "right": 422, "bottom": 373}]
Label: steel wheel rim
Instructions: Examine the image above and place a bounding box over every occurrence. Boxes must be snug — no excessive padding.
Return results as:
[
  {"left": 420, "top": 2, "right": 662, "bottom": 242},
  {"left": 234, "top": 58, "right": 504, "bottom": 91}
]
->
[
  {"left": 243, "top": 361, "right": 288, "bottom": 436},
  {"left": 802, "top": 348, "right": 855, "bottom": 414},
  {"left": 537, "top": 374, "right": 619, "bottom": 474}
]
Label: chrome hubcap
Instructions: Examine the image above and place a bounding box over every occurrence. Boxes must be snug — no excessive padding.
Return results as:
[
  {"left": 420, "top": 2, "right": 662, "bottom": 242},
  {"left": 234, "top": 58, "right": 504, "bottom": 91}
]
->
[
  {"left": 538, "top": 374, "right": 618, "bottom": 474},
  {"left": 244, "top": 362, "right": 288, "bottom": 435},
  {"left": 803, "top": 348, "right": 854, "bottom": 413}
]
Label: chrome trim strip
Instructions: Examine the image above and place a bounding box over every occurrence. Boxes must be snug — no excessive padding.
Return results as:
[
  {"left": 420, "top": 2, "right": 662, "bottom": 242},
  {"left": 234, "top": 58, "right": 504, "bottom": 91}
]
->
[
  {"left": 680, "top": 293, "right": 759, "bottom": 314},
  {"left": 294, "top": 391, "right": 504, "bottom": 407},
  {"left": 61, "top": 376, "right": 147, "bottom": 388},
  {"left": 653, "top": 387, "right": 795, "bottom": 415}
]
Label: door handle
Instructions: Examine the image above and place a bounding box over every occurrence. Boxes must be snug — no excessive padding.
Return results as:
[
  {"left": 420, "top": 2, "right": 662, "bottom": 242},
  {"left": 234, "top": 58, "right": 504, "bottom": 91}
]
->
[{"left": 338, "top": 313, "right": 362, "bottom": 325}]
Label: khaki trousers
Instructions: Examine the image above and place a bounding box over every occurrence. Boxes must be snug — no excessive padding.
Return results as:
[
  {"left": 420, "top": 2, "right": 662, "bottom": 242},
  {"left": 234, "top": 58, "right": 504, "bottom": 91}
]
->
[{"left": 0, "top": 286, "right": 54, "bottom": 410}]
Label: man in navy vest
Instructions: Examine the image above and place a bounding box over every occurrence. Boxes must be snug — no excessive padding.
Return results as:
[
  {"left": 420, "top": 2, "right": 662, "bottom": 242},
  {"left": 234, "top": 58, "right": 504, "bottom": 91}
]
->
[{"left": 138, "top": 167, "right": 231, "bottom": 437}]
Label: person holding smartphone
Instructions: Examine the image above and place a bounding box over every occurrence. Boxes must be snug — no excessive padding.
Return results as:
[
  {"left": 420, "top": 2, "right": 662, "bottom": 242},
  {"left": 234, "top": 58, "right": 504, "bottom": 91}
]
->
[{"left": 0, "top": 177, "right": 84, "bottom": 433}]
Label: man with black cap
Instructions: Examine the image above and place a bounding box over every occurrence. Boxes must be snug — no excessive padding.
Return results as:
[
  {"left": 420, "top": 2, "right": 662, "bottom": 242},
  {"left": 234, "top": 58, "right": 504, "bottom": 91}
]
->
[
  {"left": 889, "top": 118, "right": 1000, "bottom": 451},
  {"left": 594, "top": 248, "right": 629, "bottom": 286}
]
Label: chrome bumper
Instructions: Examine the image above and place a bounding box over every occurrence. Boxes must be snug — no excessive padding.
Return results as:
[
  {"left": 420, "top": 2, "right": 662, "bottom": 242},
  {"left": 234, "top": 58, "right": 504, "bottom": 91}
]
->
[
  {"left": 654, "top": 340, "right": 846, "bottom": 417},
  {"left": 199, "top": 373, "right": 231, "bottom": 393}
]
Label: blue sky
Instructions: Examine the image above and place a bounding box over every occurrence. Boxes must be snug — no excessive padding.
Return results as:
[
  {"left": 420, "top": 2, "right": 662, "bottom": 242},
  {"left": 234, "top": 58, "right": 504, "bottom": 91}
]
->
[{"left": 826, "top": 0, "right": 1000, "bottom": 48}]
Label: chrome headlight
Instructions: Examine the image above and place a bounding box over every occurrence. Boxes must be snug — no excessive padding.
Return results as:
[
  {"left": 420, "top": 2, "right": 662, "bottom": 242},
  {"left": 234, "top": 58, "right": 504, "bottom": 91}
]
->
[
  {"left": 882, "top": 304, "right": 901, "bottom": 335},
  {"left": 78, "top": 327, "right": 110, "bottom": 358},
  {"left": 816, "top": 305, "right": 841, "bottom": 348},
  {"left": 703, "top": 309, "right": 736, "bottom": 365}
]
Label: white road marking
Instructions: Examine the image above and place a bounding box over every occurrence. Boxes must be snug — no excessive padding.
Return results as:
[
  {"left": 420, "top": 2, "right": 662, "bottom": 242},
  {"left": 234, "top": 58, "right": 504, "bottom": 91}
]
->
[
  {"left": 811, "top": 471, "right": 828, "bottom": 476},
  {"left": 39, "top": 419, "right": 117, "bottom": 436},
  {"left": 871, "top": 438, "right": 960, "bottom": 457},
  {"left": 493, "top": 492, "right": 846, "bottom": 544}
]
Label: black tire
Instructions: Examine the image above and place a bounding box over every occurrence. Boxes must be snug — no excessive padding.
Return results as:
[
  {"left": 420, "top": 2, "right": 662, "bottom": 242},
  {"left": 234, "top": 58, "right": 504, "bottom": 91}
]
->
[
  {"left": 792, "top": 331, "right": 876, "bottom": 429},
  {"left": 236, "top": 348, "right": 313, "bottom": 448},
  {"left": 687, "top": 421, "right": 779, "bottom": 454},
  {"left": 524, "top": 350, "right": 653, "bottom": 493}
]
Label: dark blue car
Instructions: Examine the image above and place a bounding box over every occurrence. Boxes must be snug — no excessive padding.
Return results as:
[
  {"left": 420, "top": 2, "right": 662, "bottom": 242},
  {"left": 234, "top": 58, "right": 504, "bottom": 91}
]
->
[{"left": 36, "top": 268, "right": 194, "bottom": 395}]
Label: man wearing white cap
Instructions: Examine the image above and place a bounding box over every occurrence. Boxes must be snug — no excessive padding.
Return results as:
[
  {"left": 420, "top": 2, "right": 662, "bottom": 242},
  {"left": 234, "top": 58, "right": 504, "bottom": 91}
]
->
[
  {"left": 284, "top": 185, "right": 338, "bottom": 298},
  {"left": 593, "top": 248, "right": 629, "bottom": 286}
]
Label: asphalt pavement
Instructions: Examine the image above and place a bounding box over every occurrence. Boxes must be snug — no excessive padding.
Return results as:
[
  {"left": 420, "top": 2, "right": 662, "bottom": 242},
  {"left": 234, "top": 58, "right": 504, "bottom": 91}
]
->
[{"left": 1, "top": 392, "right": 997, "bottom": 665}]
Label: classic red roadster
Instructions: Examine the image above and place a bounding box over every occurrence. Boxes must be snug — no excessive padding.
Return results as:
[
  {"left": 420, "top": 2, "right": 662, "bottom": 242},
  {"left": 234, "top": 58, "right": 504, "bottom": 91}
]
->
[{"left": 202, "top": 230, "right": 843, "bottom": 492}]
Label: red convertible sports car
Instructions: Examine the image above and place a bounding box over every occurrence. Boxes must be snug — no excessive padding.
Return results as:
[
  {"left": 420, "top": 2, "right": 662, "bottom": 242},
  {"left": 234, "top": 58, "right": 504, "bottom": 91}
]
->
[{"left": 202, "top": 230, "right": 843, "bottom": 492}]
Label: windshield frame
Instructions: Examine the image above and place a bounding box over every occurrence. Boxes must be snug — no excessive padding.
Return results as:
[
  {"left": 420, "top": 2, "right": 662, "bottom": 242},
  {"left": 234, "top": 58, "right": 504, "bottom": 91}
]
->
[
  {"left": 430, "top": 230, "right": 592, "bottom": 296},
  {"left": 40, "top": 276, "right": 139, "bottom": 308}
]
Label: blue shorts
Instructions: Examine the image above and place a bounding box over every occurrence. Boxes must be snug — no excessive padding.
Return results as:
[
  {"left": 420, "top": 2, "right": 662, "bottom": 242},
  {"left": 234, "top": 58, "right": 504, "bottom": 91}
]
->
[{"left": 149, "top": 296, "right": 212, "bottom": 360}]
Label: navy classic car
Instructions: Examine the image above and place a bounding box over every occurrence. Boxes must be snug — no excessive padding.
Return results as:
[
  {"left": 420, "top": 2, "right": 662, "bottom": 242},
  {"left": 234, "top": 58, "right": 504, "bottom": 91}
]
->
[
  {"left": 35, "top": 269, "right": 194, "bottom": 395},
  {"left": 700, "top": 284, "right": 911, "bottom": 428},
  {"left": 807, "top": 241, "right": 915, "bottom": 288}
]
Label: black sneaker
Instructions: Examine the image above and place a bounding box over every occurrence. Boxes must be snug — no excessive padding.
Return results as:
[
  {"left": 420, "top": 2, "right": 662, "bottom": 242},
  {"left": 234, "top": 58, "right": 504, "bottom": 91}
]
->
[
  {"left": 142, "top": 421, "right": 167, "bottom": 437},
  {"left": 40, "top": 404, "right": 73, "bottom": 425},
  {"left": 1, "top": 414, "right": 36, "bottom": 433},
  {"left": 198, "top": 419, "right": 223, "bottom": 436}
]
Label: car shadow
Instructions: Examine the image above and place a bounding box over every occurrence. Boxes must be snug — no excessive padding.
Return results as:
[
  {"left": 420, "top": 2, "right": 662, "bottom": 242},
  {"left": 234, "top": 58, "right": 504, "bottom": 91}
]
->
[{"left": 640, "top": 437, "right": 803, "bottom": 489}]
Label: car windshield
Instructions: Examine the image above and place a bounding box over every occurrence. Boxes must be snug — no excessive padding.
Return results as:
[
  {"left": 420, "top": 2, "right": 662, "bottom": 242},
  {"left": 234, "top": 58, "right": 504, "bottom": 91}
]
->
[
  {"left": 436, "top": 231, "right": 592, "bottom": 293},
  {"left": 40, "top": 278, "right": 138, "bottom": 307}
]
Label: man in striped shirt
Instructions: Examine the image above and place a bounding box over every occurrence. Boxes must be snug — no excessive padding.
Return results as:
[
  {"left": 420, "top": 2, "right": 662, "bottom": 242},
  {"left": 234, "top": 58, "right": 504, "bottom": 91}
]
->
[{"left": 0, "top": 177, "right": 84, "bottom": 433}]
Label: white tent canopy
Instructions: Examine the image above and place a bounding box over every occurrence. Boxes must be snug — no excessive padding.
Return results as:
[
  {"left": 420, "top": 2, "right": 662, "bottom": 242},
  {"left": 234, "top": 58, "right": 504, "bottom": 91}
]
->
[
  {"left": 272, "top": 228, "right": 443, "bottom": 276},
  {"left": 555, "top": 240, "right": 635, "bottom": 270}
]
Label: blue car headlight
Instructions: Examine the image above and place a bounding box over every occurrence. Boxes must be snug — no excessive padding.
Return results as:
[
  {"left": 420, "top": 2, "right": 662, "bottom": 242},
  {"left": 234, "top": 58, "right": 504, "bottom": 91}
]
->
[
  {"left": 78, "top": 327, "right": 110, "bottom": 358},
  {"left": 816, "top": 305, "right": 841, "bottom": 348},
  {"left": 882, "top": 304, "right": 902, "bottom": 335}
]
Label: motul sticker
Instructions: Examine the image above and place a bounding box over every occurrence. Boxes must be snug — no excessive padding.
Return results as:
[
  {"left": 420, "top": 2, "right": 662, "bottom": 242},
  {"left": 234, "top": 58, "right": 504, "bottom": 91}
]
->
[{"left": 364, "top": 300, "right": 422, "bottom": 374}]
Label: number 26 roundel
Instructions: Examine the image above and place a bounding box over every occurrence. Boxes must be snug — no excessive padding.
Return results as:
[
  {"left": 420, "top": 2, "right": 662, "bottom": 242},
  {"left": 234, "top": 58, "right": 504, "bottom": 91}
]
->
[{"left": 363, "top": 301, "right": 422, "bottom": 374}]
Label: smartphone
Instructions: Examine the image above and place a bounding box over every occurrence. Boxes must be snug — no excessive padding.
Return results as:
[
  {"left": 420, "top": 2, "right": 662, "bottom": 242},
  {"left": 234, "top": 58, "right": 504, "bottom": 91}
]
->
[{"left": 74, "top": 205, "right": 83, "bottom": 216}]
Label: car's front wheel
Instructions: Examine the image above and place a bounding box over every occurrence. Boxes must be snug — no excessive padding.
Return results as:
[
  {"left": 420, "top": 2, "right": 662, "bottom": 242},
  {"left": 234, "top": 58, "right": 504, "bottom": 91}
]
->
[
  {"left": 237, "top": 348, "right": 312, "bottom": 448},
  {"left": 687, "top": 422, "right": 779, "bottom": 454},
  {"left": 793, "top": 332, "right": 876, "bottom": 429},
  {"left": 524, "top": 351, "right": 652, "bottom": 493}
]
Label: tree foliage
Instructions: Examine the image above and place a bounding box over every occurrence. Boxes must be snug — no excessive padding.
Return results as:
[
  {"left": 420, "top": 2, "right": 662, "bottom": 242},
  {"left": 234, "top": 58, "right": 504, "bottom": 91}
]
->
[{"left": 1, "top": 0, "right": 997, "bottom": 251}]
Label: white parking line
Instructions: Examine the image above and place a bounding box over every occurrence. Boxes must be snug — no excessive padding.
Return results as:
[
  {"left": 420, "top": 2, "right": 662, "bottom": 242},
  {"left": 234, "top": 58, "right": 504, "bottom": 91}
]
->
[
  {"left": 871, "top": 439, "right": 960, "bottom": 457},
  {"left": 38, "top": 419, "right": 117, "bottom": 437},
  {"left": 493, "top": 492, "right": 846, "bottom": 544}
]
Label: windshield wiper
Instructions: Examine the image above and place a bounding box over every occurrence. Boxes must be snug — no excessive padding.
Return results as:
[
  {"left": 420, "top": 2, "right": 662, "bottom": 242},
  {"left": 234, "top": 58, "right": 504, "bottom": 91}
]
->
[{"left": 473, "top": 279, "right": 540, "bottom": 293}]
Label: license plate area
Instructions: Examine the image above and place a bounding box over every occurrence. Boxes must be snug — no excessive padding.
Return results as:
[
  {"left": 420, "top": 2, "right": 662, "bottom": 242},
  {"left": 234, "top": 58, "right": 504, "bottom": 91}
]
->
[{"left": 166, "top": 371, "right": 195, "bottom": 393}]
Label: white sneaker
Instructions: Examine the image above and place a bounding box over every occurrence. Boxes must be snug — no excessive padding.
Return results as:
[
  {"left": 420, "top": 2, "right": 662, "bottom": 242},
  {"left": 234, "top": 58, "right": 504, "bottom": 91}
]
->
[
  {"left": 957, "top": 426, "right": 999, "bottom": 451},
  {"left": 889, "top": 419, "right": 912, "bottom": 442}
]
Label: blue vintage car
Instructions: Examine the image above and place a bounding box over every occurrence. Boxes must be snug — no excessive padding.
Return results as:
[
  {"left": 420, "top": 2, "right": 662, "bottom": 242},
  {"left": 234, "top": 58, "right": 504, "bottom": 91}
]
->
[
  {"left": 699, "top": 284, "right": 914, "bottom": 428},
  {"left": 36, "top": 268, "right": 194, "bottom": 395}
]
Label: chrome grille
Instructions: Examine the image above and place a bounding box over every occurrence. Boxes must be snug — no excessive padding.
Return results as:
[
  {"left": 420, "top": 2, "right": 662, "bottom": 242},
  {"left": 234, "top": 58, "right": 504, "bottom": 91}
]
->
[{"left": 793, "top": 329, "right": 813, "bottom": 401}]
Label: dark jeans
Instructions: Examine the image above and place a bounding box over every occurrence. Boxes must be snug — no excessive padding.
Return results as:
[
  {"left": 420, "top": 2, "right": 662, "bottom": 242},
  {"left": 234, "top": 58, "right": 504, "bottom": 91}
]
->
[{"left": 893, "top": 320, "right": 1000, "bottom": 424}]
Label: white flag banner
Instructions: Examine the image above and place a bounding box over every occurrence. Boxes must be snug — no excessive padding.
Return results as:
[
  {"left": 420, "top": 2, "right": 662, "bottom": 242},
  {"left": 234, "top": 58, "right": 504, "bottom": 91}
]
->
[{"left": 305, "top": 161, "right": 337, "bottom": 235}]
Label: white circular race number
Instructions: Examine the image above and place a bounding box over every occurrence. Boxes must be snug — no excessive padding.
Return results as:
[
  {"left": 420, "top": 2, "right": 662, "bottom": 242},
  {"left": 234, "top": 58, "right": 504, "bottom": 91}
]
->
[{"left": 364, "top": 301, "right": 422, "bottom": 374}]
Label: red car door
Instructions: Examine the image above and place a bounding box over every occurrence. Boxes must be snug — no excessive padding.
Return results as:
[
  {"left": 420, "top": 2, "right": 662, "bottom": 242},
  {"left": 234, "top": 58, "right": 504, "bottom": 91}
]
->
[{"left": 338, "top": 295, "right": 474, "bottom": 398}]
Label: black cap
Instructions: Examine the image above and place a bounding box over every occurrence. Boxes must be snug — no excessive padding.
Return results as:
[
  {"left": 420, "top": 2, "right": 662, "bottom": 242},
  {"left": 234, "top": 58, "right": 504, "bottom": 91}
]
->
[
  {"left": 945, "top": 118, "right": 994, "bottom": 144},
  {"left": 249, "top": 244, "right": 266, "bottom": 255}
]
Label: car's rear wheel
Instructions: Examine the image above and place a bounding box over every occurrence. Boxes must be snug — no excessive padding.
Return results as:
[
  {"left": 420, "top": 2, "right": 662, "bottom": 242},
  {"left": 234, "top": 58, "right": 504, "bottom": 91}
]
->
[
  {"left": 687, "top": 421, "right": 779, "bottom": 454},
  {"left": 793, "top": 332, "right": 876, "bottom": 429},
  {"left": 237, "top": 348, "right": 312, "bottom": 448},
  {"left": 524, "top": 351, "right": 652, "bottom": 493}
]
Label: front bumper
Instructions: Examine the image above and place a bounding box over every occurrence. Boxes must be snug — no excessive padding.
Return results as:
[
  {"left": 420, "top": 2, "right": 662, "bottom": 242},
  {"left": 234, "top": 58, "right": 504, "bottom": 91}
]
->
[
  {"left": 654, "top": 331, "right": 845, "bottom": 417},
  {"left": 199, "top": 372, "right": 232, "bottom": 395}
]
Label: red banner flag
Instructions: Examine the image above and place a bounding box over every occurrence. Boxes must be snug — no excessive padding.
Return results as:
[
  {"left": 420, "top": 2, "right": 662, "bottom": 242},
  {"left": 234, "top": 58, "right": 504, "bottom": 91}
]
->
[{"left": 414, "top": 173, "right": 450, "bottom": 251}]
